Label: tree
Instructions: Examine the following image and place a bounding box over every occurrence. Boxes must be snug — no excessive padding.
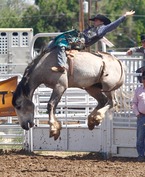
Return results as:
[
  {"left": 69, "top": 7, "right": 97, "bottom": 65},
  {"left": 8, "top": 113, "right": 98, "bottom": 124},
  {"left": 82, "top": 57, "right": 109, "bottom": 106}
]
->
[
  {"left": 98, "top": 0, "right": 145, "bottom": 50},
  {"left": 0, "top": 0, "right": 31, "bottom": 28},
  {"left": 22, "top": 0, "right": 79, "bottom": 48}
]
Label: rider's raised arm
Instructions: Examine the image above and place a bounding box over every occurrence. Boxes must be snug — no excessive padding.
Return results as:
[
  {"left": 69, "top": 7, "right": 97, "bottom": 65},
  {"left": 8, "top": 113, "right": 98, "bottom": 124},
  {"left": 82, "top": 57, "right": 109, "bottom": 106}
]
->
[
  {"left": 98, "top": 10, "right": 135, "bottom": 36},
  {"left": 98, "top": 16, "right": 125, "bottom": 36}
]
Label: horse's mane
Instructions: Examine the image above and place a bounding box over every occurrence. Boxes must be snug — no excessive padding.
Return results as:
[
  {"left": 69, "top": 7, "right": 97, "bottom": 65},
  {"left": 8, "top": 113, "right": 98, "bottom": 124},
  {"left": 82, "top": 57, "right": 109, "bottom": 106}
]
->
[{"left": 12, "top": 49, "right": 47, "bottom": 106}]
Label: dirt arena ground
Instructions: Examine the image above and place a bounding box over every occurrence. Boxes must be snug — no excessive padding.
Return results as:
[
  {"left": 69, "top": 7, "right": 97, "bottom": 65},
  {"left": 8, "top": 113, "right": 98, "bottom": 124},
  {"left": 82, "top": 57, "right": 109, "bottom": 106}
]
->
[{"left": 0, "top": 150, "right": 145, "bottom": 177}]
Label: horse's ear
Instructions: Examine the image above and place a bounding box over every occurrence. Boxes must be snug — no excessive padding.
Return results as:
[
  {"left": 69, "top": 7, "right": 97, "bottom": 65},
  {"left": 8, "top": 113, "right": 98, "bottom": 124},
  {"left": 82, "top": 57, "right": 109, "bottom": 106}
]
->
[{"left": 39, "top": 40, "right": 48, "bottom": 53}]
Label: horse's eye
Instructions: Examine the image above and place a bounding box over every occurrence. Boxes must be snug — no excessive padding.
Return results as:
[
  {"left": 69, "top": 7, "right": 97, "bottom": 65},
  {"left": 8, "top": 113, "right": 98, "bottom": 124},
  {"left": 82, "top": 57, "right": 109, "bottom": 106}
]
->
[{"left": 15, "top": 105, "right": 21, "bottom": 110}]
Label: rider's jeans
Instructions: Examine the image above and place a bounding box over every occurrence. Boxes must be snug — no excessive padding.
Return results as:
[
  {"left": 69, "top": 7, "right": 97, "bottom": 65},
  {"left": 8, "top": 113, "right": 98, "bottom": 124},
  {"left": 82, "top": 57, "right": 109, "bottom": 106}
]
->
[
  {"left": 57, "top": 46, "right": 67, "bottom": 68},
  {"left": 136, "top": 114, "right": 145, "bottom": 157}
]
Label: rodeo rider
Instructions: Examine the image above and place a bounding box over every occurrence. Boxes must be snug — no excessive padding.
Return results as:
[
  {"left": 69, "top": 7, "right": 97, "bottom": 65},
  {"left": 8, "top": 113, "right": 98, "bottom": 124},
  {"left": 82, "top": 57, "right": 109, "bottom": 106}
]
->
[
  {"left": 51, "top": 10, "right": 135, "bottom": 73},
  {"left": 127, "top": 34, "right": 145, "bottom": 83}
]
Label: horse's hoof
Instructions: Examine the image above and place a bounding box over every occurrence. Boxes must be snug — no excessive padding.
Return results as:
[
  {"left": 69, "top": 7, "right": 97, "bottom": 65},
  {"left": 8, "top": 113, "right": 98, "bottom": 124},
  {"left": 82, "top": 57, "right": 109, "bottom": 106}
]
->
[
  {"left": 88, "top": 123, "right": 95, "bottom": 130},
  {"left": 54, "top": 131, "right": 60, "bottom": 140},
  {"left": 88, "top": 117, "right": 95, "bottom": 130},
  {"left": 94, "top": 120, "right": 100, "bottom": 126},
  {"left": 49, "top": 129, "right": 60, "bottom": 140},
  {"left": 95, "top": 114, "right": 103, "bottom": 126},
  {"left": 88, "top": 126, "right": 95, "bottom": 130},
  {"left": 29, "top": 121, "right": 34, "bottom": 128}
]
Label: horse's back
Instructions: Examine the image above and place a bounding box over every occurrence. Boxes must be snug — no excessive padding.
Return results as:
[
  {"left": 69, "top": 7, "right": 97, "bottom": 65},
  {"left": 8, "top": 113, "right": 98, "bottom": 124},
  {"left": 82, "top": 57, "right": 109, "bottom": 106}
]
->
[
  {"left": 35, "top": 49, "right": 124, "bottom": 89},
  {"left": 70, "top": 51, "right": 125, "bottom": 89},
  {"left": 73, "top": 51, "right": 103, "bottom": 68},
  {"left": 67, "top": 51, "right": 107, "bottom": 87}
]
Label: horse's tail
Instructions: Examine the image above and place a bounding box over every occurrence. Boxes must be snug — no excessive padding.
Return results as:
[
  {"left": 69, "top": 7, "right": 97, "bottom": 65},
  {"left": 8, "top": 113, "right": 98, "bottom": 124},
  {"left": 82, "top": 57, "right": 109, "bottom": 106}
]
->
[{"left": 114, "top": 85, "right": 133, "bottom": 112}]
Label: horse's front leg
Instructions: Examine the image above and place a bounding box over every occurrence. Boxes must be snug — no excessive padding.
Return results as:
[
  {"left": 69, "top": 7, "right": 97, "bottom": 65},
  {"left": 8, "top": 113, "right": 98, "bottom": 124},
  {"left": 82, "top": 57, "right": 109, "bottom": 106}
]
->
[{"left": 47, "top": 86, "right": 66, "bottom": 140}]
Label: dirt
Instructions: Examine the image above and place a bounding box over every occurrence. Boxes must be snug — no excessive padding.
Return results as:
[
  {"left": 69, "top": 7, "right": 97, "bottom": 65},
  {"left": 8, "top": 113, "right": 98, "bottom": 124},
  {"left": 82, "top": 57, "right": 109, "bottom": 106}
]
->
[{"left": 0, "top": 150, "right": 145, "bottom": 177}]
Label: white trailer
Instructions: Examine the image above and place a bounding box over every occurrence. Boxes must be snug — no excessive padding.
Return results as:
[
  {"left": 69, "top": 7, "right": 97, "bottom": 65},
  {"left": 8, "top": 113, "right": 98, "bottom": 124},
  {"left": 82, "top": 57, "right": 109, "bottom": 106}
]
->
[{"left": 0, "top": 28, "right": 33, "bottom": 74}]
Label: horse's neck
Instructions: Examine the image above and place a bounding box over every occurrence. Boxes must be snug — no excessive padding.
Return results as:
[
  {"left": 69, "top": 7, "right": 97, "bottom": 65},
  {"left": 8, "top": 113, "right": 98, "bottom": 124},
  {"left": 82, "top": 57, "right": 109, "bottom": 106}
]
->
[
  {"left": 29, "top": 79, "right": 41, "bottom": 100},
  {"left": 21, "top": 76, "right": 40, "bottom": 100}
]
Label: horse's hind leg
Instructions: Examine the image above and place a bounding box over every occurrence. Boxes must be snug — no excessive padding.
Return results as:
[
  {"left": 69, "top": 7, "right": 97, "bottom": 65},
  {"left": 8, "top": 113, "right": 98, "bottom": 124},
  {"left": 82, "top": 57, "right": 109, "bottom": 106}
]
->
[
  {"left": 85, "top": 86, "right": 108, "bottom": 130},
  {"left": 47, "top": 85, "right": 66, "bottom": 140},
  {"left": 88, "top": 90, "right": 116, "bottom": 130}
]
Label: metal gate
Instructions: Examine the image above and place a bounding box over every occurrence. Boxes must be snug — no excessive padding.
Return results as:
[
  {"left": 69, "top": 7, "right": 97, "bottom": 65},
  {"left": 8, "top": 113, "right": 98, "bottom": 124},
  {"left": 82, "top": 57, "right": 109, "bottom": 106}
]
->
[{"left": 109, "top": 52, "right": 143, "bottom": 157}]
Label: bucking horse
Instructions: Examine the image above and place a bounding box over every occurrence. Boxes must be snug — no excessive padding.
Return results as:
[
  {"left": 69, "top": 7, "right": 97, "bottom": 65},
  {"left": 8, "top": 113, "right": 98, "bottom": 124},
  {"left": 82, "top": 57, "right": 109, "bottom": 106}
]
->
[{"left": 12, "top": 48, "right": 125, "bottom": 140}]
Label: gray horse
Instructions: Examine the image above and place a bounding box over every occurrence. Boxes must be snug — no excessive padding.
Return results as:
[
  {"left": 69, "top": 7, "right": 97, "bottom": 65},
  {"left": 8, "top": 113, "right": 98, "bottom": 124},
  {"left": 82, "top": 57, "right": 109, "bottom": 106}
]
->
[{"left": 12, "top": 49, "right": 125, "bottom": 140}]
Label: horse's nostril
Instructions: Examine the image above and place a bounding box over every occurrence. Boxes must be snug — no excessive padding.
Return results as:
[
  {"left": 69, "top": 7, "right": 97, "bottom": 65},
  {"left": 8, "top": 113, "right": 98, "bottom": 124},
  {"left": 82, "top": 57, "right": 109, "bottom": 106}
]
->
[
  {"left": 29, "top": 122, "right": 34, "bottom": 128},
  {"left": 21, "top": 123, "right": 29, "bottom": 131}
]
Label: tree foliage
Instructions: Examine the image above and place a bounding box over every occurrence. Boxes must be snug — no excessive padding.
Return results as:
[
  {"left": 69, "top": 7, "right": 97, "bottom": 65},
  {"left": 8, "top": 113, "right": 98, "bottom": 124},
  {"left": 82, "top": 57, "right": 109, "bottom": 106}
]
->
[
  {"left": 98, "top": 0, "right": 145, "bottom": 50},
  {"left": 22, "top": 0, "right": 79, "bottom": 47},
  {"left": 0, "top": 0, "right": 25, "bottom": 28}
]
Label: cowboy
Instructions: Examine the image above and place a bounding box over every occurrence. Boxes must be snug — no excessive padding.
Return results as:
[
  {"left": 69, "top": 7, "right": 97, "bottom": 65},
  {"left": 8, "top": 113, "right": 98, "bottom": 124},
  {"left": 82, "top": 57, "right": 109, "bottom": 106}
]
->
[
  {"left": 52, "top": 10, "right": 135, "bottom": 73},
  {"left": 127, "top": 34, "right": 145, "bottom": 56},
  {"left": 127, "top": 34, "right": 145, "bottom": 83},
  {"left": 132, "top": 71, "right": 145, "bottom": 161}
]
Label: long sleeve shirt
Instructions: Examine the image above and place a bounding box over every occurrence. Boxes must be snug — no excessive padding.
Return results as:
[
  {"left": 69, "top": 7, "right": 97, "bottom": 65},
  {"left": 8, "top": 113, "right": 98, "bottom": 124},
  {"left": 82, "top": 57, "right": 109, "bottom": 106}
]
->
[
  {"left": 132, "top": 85, "right": 145, "bottom": 116},
  {"left": 129, "top": 46, "right": 145, "bottom": 58},
  {"left": 84, "top": 16, "right": 126, "bottom": 46},
  {"left": 98, "top": 16, "right": 126, "bottom": 36}
]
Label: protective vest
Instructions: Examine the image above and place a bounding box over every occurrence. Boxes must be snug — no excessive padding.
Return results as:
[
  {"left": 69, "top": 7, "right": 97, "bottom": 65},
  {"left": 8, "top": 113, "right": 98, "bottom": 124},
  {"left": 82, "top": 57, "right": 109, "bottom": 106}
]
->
[
  {"left": 54, "top": 29, "right": 79, "bottom": 48},
  {"left": 82, "top": 26, "right": 103, "bottom": 47}
]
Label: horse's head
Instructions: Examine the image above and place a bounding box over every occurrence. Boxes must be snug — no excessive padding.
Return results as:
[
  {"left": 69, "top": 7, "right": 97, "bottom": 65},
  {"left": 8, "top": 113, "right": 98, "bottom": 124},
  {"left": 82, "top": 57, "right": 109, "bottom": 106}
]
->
[
  {"left": 12, "top": 81, "right": 35, "bottom": 130},
  {"left": 12, "top": 50, "right": 48, "bottom": 130}
]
